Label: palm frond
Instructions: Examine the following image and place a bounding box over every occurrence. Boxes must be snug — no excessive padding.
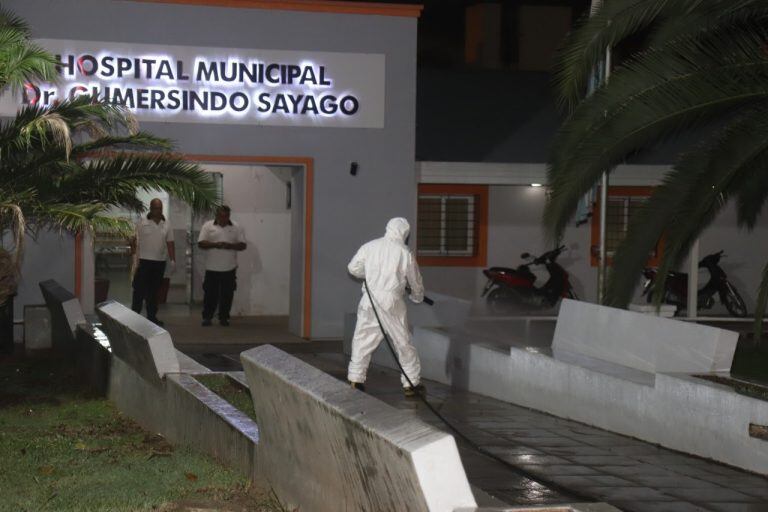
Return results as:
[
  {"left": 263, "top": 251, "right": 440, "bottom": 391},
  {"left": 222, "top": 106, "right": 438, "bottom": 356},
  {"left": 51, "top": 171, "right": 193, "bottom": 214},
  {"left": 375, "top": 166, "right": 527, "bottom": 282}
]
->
[
  {"left": 71, "top": 132, "right": 175, "bottom": 154},
  {"left": 0, "top": 7, "right": 216, "bottom": 270},
  {"left": 0, "top": 96, "right": 139, "bottom": 162},
  {"left": 606, "top": 104, "right": 768, "bottom": 307},
  {"left": 0, "top": 202, "right": 26, "bottom": 272},
  {"left": 552, "top": 0, "right": 768, "bottom": 110},
  {"left": 61, "top": 154, "right": 219, "bottom": 213},
  {"left": 553, "top": 0, "right": 683, "bottom": 110},
  {"left": 36, "top": 203, "right": 134, "bottom": 236},
  {"left": 735, "top": 168, "right": 768, "bottom": 229},
  {"left": 649, "top": 0, "right": 768, "bottom": 46},
  {"left": 4, "top": 132, "right": 177, "bottom": 188},
  {"left": 754, "top": 260, "right": 768, "bottom": 342},
  {"left": 545, "top": 24, "right": 768, "bottom": 239},
  {"left": 0, "top": 7, "right": 31, "bottom": 35},
  {"left": 603, "top": 177, "right": 688, "bottom": 307},
  {"left": 0, "top": 41, "right": 58, "bottom": 91},
  {"left": 19, "top": 110, "right": 71, "bottom": 156}
]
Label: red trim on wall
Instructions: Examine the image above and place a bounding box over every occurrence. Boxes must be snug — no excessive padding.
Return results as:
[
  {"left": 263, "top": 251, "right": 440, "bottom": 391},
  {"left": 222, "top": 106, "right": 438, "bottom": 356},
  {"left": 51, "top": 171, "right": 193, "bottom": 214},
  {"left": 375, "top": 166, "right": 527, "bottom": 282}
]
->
[
  {"left": 131, "top": 0, "right": 423, "bottom": 17},
  {"left": 417, "top": 183, "right": 488, "bottom": 267},
  {"left": 185, "top": 154, "right": 314, "bottom": 339}
]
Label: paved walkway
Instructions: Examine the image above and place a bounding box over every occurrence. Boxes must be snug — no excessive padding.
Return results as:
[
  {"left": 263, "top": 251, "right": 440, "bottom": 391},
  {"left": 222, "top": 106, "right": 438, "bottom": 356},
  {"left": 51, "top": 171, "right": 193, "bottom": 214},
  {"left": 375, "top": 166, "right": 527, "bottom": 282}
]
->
[{"left": 191, "top": 345, "right": 768, "bottom": 512}]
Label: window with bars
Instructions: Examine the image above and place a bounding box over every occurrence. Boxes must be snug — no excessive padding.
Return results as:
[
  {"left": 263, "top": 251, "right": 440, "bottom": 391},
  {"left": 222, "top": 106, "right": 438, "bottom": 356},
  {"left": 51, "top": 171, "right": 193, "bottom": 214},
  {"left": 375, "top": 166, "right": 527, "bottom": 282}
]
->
[
  {"left": 416, "top": 184, "right": 488, "bottom": 267},
  {"left": 591, "top": 187, "right": 663, "bottom": 266}
]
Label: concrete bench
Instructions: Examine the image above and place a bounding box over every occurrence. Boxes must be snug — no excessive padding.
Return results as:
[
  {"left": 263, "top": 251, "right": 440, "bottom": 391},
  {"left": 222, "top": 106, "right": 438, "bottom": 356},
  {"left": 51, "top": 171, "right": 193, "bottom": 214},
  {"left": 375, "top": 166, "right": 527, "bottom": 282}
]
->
[
  {"left": 96, "top": 300, "right": 180, "bottom": 385},
  {"left": 241, "top": 344, "right": 477, "bottom": 512},
  {"left": 39, "top": 279, "right": 87, "bottom": 352},
  {"left": 95, "top": 301, "right": 207, "bottom": 382},
  {"left": 375, "top": 324, "right": 768, "bottom": 475},
  {"left": 553, "top": 299, "right": 738, "bottom": 373}
]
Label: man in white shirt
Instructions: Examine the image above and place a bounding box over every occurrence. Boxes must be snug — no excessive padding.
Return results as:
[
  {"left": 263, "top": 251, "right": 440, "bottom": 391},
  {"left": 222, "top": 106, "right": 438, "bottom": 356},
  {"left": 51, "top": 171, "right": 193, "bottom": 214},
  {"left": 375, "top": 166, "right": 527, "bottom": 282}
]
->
[
  {"left": 197, "top": 205, "right": 246, "bottom": 326},
  {"left": 130, "top": 198, "right": 175, "bottom": 326}
]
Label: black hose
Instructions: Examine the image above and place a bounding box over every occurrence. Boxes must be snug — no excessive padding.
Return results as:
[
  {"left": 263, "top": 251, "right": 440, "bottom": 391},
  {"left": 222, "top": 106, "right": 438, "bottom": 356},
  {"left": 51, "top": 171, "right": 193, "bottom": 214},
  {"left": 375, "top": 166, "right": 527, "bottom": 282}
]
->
[{"left": 362, "top": 280, "right": 592, "bottom": 503}]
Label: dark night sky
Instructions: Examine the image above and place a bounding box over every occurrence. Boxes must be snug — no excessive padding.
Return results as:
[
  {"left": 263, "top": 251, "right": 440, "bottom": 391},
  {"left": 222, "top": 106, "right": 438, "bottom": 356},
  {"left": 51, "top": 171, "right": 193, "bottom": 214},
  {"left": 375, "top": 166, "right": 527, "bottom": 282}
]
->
[
  {"left": 348, "top": 1, "right": 608, "bottom": 163},
  {"left": 351, "top": 0, "right": 592, "bottom": 68}
]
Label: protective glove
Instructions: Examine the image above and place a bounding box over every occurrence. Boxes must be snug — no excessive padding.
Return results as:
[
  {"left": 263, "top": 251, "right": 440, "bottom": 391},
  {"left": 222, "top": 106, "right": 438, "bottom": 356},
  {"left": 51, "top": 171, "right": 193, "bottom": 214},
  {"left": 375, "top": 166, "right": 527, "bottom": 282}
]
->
[{"left": 169, "top": 260, "right": 177, "bottom": 275}]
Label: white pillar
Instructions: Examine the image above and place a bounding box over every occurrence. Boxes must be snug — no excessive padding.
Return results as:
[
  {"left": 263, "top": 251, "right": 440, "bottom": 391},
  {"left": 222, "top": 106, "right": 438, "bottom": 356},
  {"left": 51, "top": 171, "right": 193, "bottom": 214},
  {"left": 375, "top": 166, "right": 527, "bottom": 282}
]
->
[
  {"left": 598, "top": 173, "right": 608, "bottom": 303},
  {"left": 687, "top": 239, "right": 699, "bottom": 319},
  {"left": 596, "top": 48, "right": 612, "bottom": 304}
]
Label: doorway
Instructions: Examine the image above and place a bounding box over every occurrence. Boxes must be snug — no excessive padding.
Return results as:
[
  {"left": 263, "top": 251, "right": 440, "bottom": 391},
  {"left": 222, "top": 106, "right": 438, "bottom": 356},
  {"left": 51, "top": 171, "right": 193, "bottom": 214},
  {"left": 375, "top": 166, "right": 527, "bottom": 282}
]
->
[
  {"left": 88, "top": 156, "right": 313, "bottom": 339},
  {"left": 182, "top": 156, "right": 312, "bottom": 339}
]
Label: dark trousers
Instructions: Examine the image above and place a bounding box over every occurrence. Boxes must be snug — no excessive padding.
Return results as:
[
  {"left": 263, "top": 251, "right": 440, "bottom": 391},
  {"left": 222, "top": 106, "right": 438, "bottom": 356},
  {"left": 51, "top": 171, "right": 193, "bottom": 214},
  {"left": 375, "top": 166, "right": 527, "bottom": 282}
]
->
[
  {"left": 131, "top": 259, "right": 166, "bottom": 320},
  {"left": 202, "top": 269, "right": 236, "bottom": 321}
]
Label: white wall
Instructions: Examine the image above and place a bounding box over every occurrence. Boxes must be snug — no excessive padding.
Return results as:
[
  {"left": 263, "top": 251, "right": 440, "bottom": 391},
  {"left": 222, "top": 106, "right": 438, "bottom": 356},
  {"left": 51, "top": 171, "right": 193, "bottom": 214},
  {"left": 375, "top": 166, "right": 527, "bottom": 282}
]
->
[
  {"left": 486, "top": 186, "right": 594, "bottom": 303},
  {"left": 4, "top": 230, "right": 75, "bottom": 341},
  {"left": 421, "top": 185, "right": 768, "bottom": 315},
  {"left": 197, "top": 164, "right": 292, "bottom": 316},
  {"left": 682, "top": 202, "right": 768, "bottom": 314},
  {"left": 421, "top": 185, "right": 592, "bottom": 308},
  {"left": 11, "top": 0, "right": 419, "bottom": 339}
]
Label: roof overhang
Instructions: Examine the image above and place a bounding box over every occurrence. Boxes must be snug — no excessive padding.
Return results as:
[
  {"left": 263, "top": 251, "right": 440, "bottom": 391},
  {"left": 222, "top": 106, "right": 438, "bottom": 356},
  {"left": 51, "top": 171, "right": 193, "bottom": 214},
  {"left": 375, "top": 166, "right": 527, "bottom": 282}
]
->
[
  {"left": 130, "top": 0, "right": 423, "bottom": 17},
  {"left": 417, "top": 161, "right": 671, "bottom": 187}
]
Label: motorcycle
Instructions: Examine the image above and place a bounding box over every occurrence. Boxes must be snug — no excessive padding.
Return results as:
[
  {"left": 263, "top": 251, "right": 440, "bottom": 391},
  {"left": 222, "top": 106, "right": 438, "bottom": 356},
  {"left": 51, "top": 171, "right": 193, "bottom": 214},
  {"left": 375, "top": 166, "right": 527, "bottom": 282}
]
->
[
  {"left": 641, "top": 250, "right": 747, "bottom": 317},
  {"left": 481, "top": 245, "right": 578, "bottom": 309}
]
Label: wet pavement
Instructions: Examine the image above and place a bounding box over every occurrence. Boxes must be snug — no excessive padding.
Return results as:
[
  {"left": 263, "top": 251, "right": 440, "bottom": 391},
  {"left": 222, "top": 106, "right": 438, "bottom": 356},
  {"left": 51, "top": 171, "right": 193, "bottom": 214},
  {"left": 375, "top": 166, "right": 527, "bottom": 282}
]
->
[{"left": 187, "top": 343, "right": 768, "bottom": 512}]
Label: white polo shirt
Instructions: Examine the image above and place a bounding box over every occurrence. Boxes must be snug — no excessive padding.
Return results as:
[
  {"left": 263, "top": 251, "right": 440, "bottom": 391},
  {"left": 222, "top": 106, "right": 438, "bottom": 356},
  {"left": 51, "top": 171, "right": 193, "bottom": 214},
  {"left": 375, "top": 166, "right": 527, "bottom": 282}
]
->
[
  {"left": 136, "top": 217, "right": 173, "bottom": 261},
  {"left": 198, "top": 220, "right": 246, "bottom": 272}
]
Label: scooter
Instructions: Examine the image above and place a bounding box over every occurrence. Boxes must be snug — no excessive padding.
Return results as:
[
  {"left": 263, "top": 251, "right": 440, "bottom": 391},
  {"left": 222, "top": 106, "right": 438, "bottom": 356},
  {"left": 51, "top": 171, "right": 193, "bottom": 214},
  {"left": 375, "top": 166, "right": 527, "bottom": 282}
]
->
[
  {"left": 642, "top": 250, "right": 747, "bottom": 317},
  {"left": 481, "top": 245, "right": 578, "bottom": 309}
]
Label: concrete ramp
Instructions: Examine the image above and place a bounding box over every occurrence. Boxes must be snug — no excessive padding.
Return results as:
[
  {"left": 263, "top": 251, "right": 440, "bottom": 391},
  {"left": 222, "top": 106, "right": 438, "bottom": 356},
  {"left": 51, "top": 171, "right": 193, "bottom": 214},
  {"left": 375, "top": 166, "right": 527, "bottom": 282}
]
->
[{"left": 241, "top": 344, "right": 476, "bottom": 512}]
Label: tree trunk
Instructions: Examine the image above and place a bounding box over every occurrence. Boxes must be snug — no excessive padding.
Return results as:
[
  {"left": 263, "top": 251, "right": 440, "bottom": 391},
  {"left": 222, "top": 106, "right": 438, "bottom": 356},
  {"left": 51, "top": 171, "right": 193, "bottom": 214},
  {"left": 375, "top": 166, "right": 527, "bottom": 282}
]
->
[{"left": 0, "top": 295, "right": 14, "bottom": 354}]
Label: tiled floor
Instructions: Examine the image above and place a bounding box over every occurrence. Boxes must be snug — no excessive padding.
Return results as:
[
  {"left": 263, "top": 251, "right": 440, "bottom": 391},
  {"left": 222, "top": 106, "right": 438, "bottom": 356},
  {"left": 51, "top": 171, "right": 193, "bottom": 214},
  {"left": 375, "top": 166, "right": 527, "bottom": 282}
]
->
[
  {"left": 174, "top": 312, "right": 768, "bottom": 512},
  {"left": 244, "top": 349, "right": 768, "bottom": 512}
]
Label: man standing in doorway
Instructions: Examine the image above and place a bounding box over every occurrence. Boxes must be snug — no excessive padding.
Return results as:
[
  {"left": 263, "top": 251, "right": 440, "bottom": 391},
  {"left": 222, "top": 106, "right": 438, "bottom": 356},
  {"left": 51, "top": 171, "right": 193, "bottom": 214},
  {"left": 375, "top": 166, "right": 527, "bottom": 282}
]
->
[
  {"left": 131, "top": 198, "right": 175, "bottom": 327},
  {"left": 198, "top": 205, "right": 247, "bottom": 326}
]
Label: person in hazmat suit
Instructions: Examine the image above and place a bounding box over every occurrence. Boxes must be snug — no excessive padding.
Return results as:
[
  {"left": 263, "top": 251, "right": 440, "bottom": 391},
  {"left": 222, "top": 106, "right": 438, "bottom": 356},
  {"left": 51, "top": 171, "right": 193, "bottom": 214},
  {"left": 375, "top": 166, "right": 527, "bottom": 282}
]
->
[{"left": 347, "top": 217, "right": 425, "bottom": 397}]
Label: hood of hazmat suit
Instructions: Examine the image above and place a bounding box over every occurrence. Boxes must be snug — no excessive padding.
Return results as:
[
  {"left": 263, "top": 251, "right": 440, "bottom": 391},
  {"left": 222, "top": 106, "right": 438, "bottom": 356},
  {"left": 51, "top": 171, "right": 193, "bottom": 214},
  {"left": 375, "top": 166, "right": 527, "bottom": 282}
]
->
[{"left": 347, "top": 217, "right": 424, "bottom": 307}]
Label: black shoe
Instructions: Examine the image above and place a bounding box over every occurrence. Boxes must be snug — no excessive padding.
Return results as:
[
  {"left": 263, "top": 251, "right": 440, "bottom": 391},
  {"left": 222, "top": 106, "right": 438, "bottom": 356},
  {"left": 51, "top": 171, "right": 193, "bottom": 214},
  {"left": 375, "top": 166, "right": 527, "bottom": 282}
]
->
[
  {"left": 148, "top": 318, "right": 164, "bottom": 327},
  {"left": 202, "top": 319, "right": 212, "bottom": 327},
  {"left": 348, "top": 381, "right": 366, "bottom": 392},
  {"left": 219, "top": 318, "right": 230, "bottom": 327},
  {"left": 404, "top": 383, "right": 425, "bottom": 398}
]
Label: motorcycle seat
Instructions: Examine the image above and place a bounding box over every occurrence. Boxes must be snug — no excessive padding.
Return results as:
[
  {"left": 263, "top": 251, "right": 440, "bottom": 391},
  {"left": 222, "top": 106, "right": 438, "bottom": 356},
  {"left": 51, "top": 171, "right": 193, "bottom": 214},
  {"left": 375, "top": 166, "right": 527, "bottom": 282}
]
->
[{"left": 487, "top": 266, "right": 517, "bottom": 273}]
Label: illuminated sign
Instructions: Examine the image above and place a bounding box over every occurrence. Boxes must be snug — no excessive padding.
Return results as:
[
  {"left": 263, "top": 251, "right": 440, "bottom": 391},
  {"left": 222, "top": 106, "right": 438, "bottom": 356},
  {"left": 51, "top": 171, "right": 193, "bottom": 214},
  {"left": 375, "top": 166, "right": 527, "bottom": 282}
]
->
[{"left": 0, "top": 39, "right": 386, "bottom": 128}]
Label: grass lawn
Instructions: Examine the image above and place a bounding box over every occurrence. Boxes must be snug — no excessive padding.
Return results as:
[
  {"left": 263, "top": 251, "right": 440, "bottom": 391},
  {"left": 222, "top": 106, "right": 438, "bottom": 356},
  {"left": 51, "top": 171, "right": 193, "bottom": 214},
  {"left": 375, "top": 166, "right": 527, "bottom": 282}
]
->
[
  {"left": 0, "top": 356, "right": 288, "bottom": 512},
  {"left": 731, "top": 341, "right": 768, "bottom": 385},
  {"left": 195, "top": 375, "right": 256, "bottom": 422}
]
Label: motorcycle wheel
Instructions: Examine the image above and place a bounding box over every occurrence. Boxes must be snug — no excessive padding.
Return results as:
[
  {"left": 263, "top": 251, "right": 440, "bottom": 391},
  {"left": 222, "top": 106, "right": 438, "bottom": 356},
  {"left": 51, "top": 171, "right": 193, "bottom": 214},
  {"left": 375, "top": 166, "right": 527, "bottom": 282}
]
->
[
  {"left": 486, "top": 287, "right": 514, "bottom": 314},
  {"left": 722, "top": 284, "right": 748, "bottom": 318}
]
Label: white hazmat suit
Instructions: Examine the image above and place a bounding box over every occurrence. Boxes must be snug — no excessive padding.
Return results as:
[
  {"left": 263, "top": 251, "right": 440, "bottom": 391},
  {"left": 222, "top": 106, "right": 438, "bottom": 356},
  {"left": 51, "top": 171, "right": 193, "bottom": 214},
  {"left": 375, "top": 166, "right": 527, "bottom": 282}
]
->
[{"left": 347, "top": 217, "right": 425, "bottom": 387}]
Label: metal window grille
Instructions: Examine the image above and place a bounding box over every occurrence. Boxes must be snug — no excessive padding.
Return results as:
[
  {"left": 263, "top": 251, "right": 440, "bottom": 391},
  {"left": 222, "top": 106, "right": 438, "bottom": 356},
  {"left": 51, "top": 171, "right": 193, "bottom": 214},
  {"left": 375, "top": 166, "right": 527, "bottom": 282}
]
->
[
  {"left": 605, "top": 196, "right": 647, "bottom": 257},
  {"left": 417, "top": 194, "right": 477, "bottom": 257}
]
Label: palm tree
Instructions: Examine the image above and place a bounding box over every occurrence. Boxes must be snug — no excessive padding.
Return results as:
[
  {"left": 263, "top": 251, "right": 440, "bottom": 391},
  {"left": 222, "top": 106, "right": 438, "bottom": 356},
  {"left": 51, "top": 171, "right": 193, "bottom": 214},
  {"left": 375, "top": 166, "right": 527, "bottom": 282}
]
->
[
  {"left": 544, "top": 0, "right": 768, "bottom": 333},
  {"left": 0, "top": 9, "right": 218, "bottom": 309}
]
